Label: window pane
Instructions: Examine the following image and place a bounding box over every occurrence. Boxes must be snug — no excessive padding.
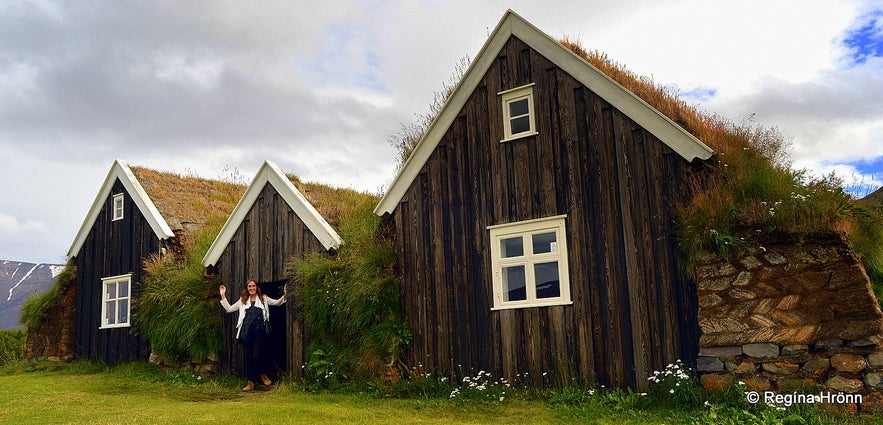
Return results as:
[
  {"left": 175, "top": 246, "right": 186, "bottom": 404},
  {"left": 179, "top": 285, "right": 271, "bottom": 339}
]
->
[
  {"left": 510, "top": 116, "right": 531, "bottom": 134},
  {"left": 501, "top": 237, "right": 523, "bottom": 258},
  {"left": 509, "top": 98, "right": 529, "bottom": 117},
  {"left": 532, "top": 232, "right": 557, "bottom": 254},
  {"left": 118, "top": 299, "right": 129, "bottom": 324},
  {"left": 502, "top": 265, "right": 526, "bottom": 302},
  {"left": 534, "top": 262, "right": 561, "bottom": 299},
  {"left": 105, "top": 282, "right": 116, "bottom": 300},
  {"left": 118, "top": 281, "right": 129, "bottom": 298},
  {"left": 113, "top": 195, "right": 124, "bottom": 220},
  {"left": 105, "top": 301, "right": 116, "bottom": 325}
]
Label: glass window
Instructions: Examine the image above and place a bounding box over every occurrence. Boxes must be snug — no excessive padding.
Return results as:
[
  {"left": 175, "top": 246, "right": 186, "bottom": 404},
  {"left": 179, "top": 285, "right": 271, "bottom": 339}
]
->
[
  {"left": 112, "top": 193, "right": 124, "bottom": 221},
  {"left": 118, "top": 299, "right": 129, "bottom": 324},
  {"left": 510, "top": 116, "right": 531, "bottom": 134},
  {"left": 532, "top": 232, "right": 557, "bottom": 254},
  {"left": 534, "top": 262, "right": 560, "bottom": 299},
  {"left": 488, "top": 215, "right": 571, "bottom": 310},
  {"left": 503, "top": 265, "right": 527, "bottom": 302},
  {"left": 100, "top": 274, "right": 132, "bottom": 328},
  {"left": 509, "top": 98, "right": 529, "bottom": 117},
  {"left": 499, "top": 84, "right": 537, "bottom": 142},
  {"left": 501, "top": 237, "right": 524, "bottom": 258}
]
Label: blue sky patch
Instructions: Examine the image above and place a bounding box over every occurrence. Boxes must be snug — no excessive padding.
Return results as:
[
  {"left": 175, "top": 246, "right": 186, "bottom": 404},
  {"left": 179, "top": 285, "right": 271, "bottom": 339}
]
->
[
  {"left": 299, "top": 24, "right": 387, "bottom": 92},
  {"left": 680, "top": 87, "right": 717, "bottom": 102},
  {"left": 835, "top": 156, "right": 883, "bottom": 196},
  {"left": 850, "top": 155, "right": 883, "bottom": 176},
  {"left": 843, "top": 9, "right": 883, "bottom": 65}
]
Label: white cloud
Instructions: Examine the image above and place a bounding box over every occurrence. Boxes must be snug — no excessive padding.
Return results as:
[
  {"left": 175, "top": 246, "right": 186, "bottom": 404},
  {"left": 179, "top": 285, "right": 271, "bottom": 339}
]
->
[
  {"left": 1, "top": 0, "right": 882, "bottom": 262},
  {"left": 0, "top": 212, "right": 49, "bottom": 235},
  {"left": 583, "top": 0, "right": 856, "bottom": 96}
]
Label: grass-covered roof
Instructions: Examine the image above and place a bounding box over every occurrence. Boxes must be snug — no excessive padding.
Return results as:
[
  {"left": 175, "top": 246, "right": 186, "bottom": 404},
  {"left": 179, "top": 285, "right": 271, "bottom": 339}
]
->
[
  {"left": 558, "top": 39, "right": 883, "bottom": 295},
  {"left": 130, "top": 166, "right": 245, "bottom": 234},
  {"left": 285, "top": 174, "right": 379, "bottom": 230}
]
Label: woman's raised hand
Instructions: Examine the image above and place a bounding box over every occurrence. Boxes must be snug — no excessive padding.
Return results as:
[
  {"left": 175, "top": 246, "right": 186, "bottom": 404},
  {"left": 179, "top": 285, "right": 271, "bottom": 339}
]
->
[{"left": 219, "top": 284, "right": 227, "bottom": 298}]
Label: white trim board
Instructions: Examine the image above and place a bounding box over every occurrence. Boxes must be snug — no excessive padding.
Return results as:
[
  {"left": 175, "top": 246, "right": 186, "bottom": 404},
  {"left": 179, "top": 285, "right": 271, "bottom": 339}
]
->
[
  {"left": 202, "top": 160, "right": 343, "bottom": 267},
  {"left": 374, "top": 10, "right": 714, "bottom": 216},
  {"left": 67, "top": 159, "right": 174, "bottom": 259}
]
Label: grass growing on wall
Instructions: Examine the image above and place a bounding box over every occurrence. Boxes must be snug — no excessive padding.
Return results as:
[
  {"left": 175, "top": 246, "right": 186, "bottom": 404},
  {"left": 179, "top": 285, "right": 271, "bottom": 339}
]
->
[
  {"left": 19, "top": 260, "right": 76, "bottom": 332},
  {"left": 560, "top": 39, "right": 883, "bottom": 293},
  {"left": 288, "top": 195, "right": 411, "bottom": 382},
  {"left": 0, "top": 329, "right": 26, "bottom": 366},
  {"left": 136, "top": 223, "right": 224, "bottom": 363}
]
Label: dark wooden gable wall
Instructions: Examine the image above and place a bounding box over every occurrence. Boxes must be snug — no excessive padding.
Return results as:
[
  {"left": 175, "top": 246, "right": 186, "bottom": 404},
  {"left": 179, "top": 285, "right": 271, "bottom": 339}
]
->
[
  {"left": 386, "top": 36, "right": 700, "bottom": 387},
  {"left": 73, "top": 178, "right": 156, "bottom": 364},
  {"left": 212, "top": 182, "right": 328, "bottom": 375}
]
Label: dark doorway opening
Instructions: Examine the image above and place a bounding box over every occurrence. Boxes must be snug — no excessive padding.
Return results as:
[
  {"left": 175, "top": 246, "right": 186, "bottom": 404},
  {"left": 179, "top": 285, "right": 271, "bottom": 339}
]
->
[{"left": 259, "top": 279, "right": 288, "bottom": 380}]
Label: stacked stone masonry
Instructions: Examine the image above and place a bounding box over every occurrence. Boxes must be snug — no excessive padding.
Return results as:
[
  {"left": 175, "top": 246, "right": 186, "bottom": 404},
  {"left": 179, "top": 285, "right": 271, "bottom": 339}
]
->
[
  {"left": 695, "top": 234, "right": 883, "bottom": 412},
  {"left": 699, "top": 339, "right": 882, "bottom": 391}
]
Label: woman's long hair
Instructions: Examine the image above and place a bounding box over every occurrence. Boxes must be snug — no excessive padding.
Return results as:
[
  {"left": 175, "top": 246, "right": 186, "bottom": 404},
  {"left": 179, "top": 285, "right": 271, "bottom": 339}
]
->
[{"left": 239, "top": 279, "right": 264, "bottom": 304}]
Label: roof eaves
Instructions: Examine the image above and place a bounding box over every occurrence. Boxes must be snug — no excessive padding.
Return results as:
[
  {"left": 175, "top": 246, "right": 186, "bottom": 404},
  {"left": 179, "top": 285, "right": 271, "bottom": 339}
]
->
[
  {"left": 202, "top": 160, "right": 342, "bottom": 268},
  {"left": 374, "top": 9, "right": 714, "bottom": 216},
  {"left": 67, "top": 159, "right": 175, "bottom": 259}
]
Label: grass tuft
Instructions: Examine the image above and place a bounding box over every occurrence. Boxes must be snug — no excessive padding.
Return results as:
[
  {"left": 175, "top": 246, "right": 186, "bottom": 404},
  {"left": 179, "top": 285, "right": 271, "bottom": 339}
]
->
[
  {"left": 135, "top": 223, "right": 224, "bottom": 363},
  {"left": 560, "top": 38, "right": 883, "bottom": 300},
  {"left": 19, "top": 259, "right": 76, "bottom": 332},
  {"left": 0, "top": 329, "right": 26, "bottom": 367},
  {"left": 287, "top": 194, "right": 410, "bottom": 383}
]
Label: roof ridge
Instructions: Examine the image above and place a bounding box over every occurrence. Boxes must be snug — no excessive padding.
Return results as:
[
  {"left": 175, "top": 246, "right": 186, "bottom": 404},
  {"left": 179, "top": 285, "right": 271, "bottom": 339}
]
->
[{"left": 374, "top": 10, "right": 714, "bottom": 216}]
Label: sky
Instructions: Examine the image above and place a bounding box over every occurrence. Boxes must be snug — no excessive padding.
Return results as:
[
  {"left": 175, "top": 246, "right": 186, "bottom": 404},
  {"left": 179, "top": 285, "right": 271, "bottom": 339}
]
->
[{"left": 1, "top": 0, "right": 881, "bottom": 264}]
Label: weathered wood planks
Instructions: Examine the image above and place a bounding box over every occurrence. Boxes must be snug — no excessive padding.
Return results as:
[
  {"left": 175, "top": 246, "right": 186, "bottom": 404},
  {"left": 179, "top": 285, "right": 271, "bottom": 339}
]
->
[
  {"left": 74, "top": 179, "right": 154, "bottom": 364},
  {"left": 386, "top": 36, "right": 701, "bottom": 388},
  {"left": 213, "top": 182, "right": 327, "bottom": 377}
]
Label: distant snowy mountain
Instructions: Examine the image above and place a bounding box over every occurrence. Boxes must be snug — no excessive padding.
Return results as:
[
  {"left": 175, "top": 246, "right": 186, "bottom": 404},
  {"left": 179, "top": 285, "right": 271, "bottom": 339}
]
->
[{"left": 0, "top": 260, "right": 64, "bottom": 330}]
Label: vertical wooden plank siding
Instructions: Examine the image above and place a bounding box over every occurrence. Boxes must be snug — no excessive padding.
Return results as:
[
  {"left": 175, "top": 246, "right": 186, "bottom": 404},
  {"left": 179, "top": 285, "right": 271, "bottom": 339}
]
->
[
  {"left": 74, "top": 179, "right": 156, "bottom": 364},
  {"left": 387, "top": 36, "right": 699, "bottom": 387},
  {"left": 213, "top": 183, "right": 327, "bottom": 376}
]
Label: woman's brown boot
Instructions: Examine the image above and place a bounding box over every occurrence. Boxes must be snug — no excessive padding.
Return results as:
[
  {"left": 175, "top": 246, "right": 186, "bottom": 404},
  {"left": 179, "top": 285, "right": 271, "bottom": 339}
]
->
[
  {"left": 242, "top": 381, "right": 255, "bottom": 391},
  {"left": 260, "top": 374, "right": 272, "bottom": 386}
]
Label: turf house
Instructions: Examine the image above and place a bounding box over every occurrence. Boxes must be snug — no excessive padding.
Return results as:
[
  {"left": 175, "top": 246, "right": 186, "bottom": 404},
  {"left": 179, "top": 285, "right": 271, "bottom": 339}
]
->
[
  {"left": 202, "top": 160, "right": 345, "bottom": 377},
  {"left": 375, "top": 10, "right": 716, "bottom": 388},
  {"left": 52, "top": 160, "right": 243, "bottom": 364}
]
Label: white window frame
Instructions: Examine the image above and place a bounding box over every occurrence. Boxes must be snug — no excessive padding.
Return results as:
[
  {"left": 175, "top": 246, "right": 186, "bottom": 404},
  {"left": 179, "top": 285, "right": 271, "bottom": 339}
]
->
[
  {"left": 488, "top": 215, "right": 571, "bottom": 310},
  {"left": 499, "top": 83, "right": 538, "bottom": 142},
  {"left": 100, "top": 273, "right": 132, "bottom": 329},
  {"left": 112, "top": 193, "right": 124, "bottom": 221}
]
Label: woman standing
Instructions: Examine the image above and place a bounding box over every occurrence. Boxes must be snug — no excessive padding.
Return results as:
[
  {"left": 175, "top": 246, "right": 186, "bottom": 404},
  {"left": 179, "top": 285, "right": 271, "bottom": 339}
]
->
[{"left": 219, "top": 279, "right": 286, "bottom": 391}]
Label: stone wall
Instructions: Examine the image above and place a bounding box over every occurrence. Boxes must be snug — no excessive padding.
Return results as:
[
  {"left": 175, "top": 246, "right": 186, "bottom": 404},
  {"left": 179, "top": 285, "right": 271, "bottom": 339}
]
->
[
  {"left": 24, "top": 280, "right": 76, "bottom": 361},
  {"left": 699, "top": 339, "right": 883, "bottom": 411},
  {"left": 695, "top": 234, "right": 883, "bottom": 410}
]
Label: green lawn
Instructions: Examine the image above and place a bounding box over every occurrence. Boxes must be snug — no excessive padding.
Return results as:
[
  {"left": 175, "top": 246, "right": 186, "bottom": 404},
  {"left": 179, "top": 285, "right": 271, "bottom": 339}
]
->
[
  {"left": 0, "top": 365, "right": 619, "bottom": 425},
  {"left": 0, "top": 362, "right": 877, "bottom": 424}
]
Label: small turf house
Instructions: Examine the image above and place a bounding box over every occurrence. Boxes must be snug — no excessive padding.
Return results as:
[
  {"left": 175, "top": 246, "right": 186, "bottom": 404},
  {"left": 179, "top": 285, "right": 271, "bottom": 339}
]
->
[
  {"left": 203, "top": 160, "right": 343, "bottom": 376},
  {"left": 65, "top": 159, "right": 242, "bottom": 364},
  {"left": 375, "top": 11, "right": 715, "bottom": 388}
]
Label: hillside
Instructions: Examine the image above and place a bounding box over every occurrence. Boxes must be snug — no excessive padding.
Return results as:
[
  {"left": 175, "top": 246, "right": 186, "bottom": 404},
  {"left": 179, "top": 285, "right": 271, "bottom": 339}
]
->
[
  {"left": 0, "top": 260, "right": 64, "bottom": 329},
  {"left": 860, "top": 186, "right": 883, "bottom": 207}
]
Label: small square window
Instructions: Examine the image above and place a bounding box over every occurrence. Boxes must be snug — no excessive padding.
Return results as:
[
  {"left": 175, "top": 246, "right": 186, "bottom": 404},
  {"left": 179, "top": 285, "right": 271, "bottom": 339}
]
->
[
  {"left": 112, "top": 193, "right": 124, "bottom": 221},
  {"left": 499, "top": 84, "right": 538, "bottom": 142},
  {"left": 100, "top": 274, "right": 132, "bottom": 328},
  {"left": 488, "top": 215, "right": 571, "bottom": 310}
]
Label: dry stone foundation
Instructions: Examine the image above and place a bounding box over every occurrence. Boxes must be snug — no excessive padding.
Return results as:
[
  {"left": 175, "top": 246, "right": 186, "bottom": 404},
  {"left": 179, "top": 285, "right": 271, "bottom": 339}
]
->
[{"left": 695, "top": 234, "right": 883, "bottom": 412}]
